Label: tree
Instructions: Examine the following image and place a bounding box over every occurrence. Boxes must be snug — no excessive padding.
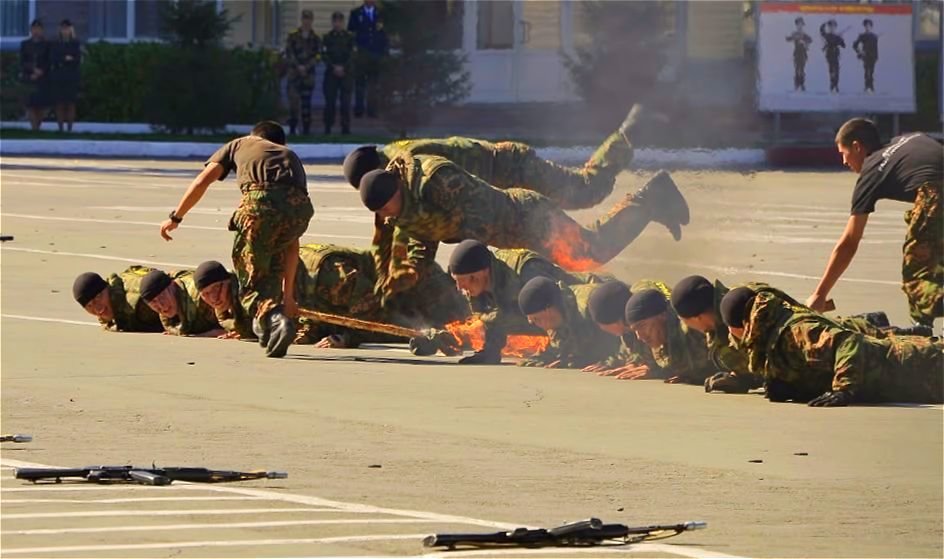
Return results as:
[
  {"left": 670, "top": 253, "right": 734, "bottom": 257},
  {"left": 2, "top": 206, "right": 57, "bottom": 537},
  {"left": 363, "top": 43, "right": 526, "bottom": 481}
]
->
[
  {"left": 378, "top": 0, "right": 471, "bottom": 138},
  {"left": 562, "top": 1, "right": 673, "bottom": 131},
  {"left": 158, "top": 0, "right": 236, "bottom": 48}
]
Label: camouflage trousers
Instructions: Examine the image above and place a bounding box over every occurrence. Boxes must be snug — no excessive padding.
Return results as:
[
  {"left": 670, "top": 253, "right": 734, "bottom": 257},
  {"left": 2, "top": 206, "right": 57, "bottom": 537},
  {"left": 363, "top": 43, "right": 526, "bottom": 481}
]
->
[
  {"left": 230, "top": 188, "right": 314, "bottom": 319},
  {"left": 901, "top": 182, "right": 943, "bottom": 325},
  {"left": 490, "top": 132, "right": 632, "bottom": 210},
  {"left": 833, "top": 333, "right": 943, "bottom": 404},
  {"left": 288, "top": 77, "right": 315, "bottom": 131}
]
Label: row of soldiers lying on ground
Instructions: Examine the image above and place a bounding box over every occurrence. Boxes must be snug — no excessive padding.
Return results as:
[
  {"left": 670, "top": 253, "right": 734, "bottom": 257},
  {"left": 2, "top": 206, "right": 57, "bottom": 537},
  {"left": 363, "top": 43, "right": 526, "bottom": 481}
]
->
[{"left": 72, "top": 239, "right": 941, "bottom": 408}]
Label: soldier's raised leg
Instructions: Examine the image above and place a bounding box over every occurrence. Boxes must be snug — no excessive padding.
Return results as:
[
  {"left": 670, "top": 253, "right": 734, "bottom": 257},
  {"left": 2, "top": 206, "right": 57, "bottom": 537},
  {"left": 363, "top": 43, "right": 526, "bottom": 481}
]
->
[{"left": 901, "top": 182, "right": 944, "bottom": 326}]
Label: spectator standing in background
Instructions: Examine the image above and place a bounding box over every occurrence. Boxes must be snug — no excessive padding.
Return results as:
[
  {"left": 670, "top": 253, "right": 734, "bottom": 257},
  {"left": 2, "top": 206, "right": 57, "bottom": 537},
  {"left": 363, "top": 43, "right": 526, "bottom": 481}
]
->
[
  {"left": 348, "top": 0, "right": 388, "bottom": 118},
  {"left": 322, "top": 12, "right": 355, "bottom": 135},
  {"left": 19, "top": 19, "right": 50, "bottom": 131},
  {"left": 51, "top": 19, "right": 81, "bottom": 133},
  {"left": 285, "top": 9, "right": 321, "bottom": 136}
]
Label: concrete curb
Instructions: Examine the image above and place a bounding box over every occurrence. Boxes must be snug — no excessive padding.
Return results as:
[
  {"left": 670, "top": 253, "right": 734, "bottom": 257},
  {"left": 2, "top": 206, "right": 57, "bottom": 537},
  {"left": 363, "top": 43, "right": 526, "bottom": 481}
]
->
[{"left": 0, "top": 139, "right": 768, "bottom": 168}]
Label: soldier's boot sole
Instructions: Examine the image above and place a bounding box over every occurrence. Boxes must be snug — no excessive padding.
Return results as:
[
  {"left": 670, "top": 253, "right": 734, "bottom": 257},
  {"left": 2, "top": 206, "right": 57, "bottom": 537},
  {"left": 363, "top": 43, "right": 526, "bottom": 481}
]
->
[
  {"left": 639, "top": 170, "right": 689, "bottom": 240},
  {"left": 265, "top": 309, "right": 296, "bottom": 358}
]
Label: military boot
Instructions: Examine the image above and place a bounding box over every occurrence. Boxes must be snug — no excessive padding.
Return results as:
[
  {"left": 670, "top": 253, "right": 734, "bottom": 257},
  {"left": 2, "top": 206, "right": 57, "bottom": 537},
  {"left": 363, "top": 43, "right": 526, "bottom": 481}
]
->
[
  {"left": 633, "top": 170, "right": 689, "bottom": 241},
  {"left": 850, "top": 311, "right": 890, "bottom": 329},
  {"left": 264, "top": 307, "right": 296, "bottom": 358},
  {"left": 887, "top": 324, "right": 935, "bottom": 337}
]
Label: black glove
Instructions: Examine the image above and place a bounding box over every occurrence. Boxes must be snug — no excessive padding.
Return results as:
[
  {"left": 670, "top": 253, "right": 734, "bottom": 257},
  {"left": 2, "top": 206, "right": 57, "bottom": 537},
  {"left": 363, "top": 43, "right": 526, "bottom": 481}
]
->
[
  {"left": 704, "top": 371, "right": 752, "bottom": 394},
  {"left": 459, "top": 346, "right": 502, "bottom": 365},
  {"left": 808, "top": 389, "right": 857, "bottom": 407}
]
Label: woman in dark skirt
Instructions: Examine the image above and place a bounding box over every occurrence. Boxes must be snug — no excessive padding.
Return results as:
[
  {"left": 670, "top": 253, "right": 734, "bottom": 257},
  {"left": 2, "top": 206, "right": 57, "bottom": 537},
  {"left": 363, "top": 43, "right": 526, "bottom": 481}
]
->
[
  {"left": 19, "top": 19, "right": 50, "bottom": 131},
  {"left": 51, "top": 19, "right": 81, "bottom": 132}
]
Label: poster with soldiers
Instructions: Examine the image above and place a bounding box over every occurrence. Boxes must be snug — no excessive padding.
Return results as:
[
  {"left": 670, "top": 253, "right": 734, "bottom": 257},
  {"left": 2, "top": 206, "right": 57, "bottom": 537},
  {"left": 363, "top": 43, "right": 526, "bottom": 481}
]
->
[{"left": 757, "top": 3, "right": 915, "bottom": 113}]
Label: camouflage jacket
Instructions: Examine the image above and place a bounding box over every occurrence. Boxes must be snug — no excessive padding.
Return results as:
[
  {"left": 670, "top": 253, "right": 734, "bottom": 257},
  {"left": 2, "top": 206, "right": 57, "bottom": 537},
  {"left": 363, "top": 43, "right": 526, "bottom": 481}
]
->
[
  {"left": 297, "top": 243, "right": 381, "bottom": 317},
  {"left": 160, "top": 271, "right": 221, "bottom": 336},
  {"left": 521, "top": 283, "right": 621, "bottom": 369},
  {"left": 735, "top": 291, "right": 943, "bottom": 403},
  {"left": 651, "top": 310, "right": 713, "bottom": 384},
  {"left": 102, "top": 265, "right": 164, "bottom": 333},
  {"left": 381, "top": 137, "right": 500, "bottom": 182},
  {"left": 213, "top": 273, "right": 255, "bottom": 339},
  {"left": 321, "top": 29, "right": 355, "bottom": 73},
  {"left": 285, "top": 28, "right": 321, "bottom": 80}
]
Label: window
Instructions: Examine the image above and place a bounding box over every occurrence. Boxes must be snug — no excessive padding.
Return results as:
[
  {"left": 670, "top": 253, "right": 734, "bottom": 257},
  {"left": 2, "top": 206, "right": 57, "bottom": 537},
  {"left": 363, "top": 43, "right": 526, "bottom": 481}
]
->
[
  {"left": 88, "top": 0, "right": 128, "bottom": 39},
  {"left": 134, "top": 0, "right": 170, "bottom": 38},
  {"left": 1, "top": 0, "right": 31, "bottom": 38},
  {"left": 477, "top": 0, "right": 513, "bottom": 50}
]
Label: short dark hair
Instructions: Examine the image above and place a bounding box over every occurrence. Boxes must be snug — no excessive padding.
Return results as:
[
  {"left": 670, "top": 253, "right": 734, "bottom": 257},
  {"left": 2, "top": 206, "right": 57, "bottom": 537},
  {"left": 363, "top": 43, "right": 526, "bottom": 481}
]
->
[
  {"left": 863, "top": 19, "right": 873, "bottom": 27},
  {"left": 332, "top": 11, "right": 344, "bottom": 21},
  {"left": 795, "top": 17, "right": 804, "bottom": 26},
  {"left": 251, "top": 121, "right": 286, "bottom": 145},
  {"left": 835, "top": 118, "right": 882, "bottom": 153},
  {"left": 30, "top": 19, "right": 42, "bottom": 28}
]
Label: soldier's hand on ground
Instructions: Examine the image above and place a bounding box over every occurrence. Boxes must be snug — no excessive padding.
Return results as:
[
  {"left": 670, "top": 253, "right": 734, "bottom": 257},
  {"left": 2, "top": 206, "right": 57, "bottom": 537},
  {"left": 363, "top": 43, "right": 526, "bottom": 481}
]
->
[
  {"left": 159, "top": 219, "right": 178, "bottom": 241},
  {"left": 217, "top": 331, "right": 241, "bottom": 340},
  {"left": 614, "top": 364, "right": 653, "bottom": 380},
  {"left": 315, "top": 334, "right": 346, "bottom": 349},
  {"left": 545, "top": 360, "right": 562, "bottom": 369},
  {"left": 665, "top": 375, "right": 684, "bottom": 384},
  {"left": 805, "top": 293, "right": 830, "bottom": 312},
  {"left": 808, "top": 389, "right": 856, "bottom": 407},
  {"left": 582, "top": 362, "right": 607, "bottom": 373}
]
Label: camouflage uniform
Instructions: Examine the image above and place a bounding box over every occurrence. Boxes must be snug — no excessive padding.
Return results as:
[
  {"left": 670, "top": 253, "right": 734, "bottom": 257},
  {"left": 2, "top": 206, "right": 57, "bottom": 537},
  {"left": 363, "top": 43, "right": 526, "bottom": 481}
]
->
[
  {"left": 901, "top": 182, "right": 943, "bottom": 325},
  {"left": 604, "top": 279, "right": 671, "bottom": 373},
  {"left": 520, "top": 283, "right": 622, "bottom": 369},
  {"left": 101, "top": 265, "right": 164, "bottom": 333},
  {"left": 735, "top": 290, "right": 943, "bottom": 404},
  {"left": 213, "top": 273, "right": 255, "bottom": 339},
  {"left": 381, "top": 132, "right": 633, "bottom": 210},
  {"left": 321, "top": 27, "right": 355, "bottom": 133},
  {"left": 159, "top": 271, "right": 222, "bottom": 336},
  {"left": 384, "top": 154, "right": 657, "bottom": 275},
  {"left": 285, "top": 27, "right": 321, "bottom": 134},
  {"left": 295, "top": 243, "right": 469, "bottom": 346}
]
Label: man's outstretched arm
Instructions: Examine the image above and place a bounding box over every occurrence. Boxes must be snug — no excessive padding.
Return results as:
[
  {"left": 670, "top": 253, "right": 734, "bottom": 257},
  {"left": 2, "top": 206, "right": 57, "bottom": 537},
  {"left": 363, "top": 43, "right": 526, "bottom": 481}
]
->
[
  {"left": 159, "top": 162, "right": 225, "bottom": 240},
  {"left": 806, "top": 213, "right": 869, "bottom": 311}
]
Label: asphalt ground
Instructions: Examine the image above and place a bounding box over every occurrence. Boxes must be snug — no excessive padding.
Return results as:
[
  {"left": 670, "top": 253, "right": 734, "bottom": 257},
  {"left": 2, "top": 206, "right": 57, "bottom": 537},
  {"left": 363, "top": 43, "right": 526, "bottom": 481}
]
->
[{"left": 0, "top": 156, "right": 941, "bottom": 558}]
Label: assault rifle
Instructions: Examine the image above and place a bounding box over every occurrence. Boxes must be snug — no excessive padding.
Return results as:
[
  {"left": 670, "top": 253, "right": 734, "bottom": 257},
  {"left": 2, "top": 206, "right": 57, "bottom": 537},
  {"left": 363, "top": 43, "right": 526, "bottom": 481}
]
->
[
  {"left": 15, "top": 465, "right": 287, "bottom": 486},
  {"left": 0, "top": 434, "right": 32, "bottom": 443},
  {"left": 423, "top": 518, "right": 707, "bottom": 549}
]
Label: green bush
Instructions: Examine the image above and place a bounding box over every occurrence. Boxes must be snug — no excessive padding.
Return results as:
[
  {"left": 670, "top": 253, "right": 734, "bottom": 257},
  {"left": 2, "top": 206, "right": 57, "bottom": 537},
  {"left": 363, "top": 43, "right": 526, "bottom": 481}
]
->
[
  {"left": 1, "top": 51, "right": 25, "bottom": 121},
  {"left": 78, "top": 42, "right": 166, "bottom": 122}
]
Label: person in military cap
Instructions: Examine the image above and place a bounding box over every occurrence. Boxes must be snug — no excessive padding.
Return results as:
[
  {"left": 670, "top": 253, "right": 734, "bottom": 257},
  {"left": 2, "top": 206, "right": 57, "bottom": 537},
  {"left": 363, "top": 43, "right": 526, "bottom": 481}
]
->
[
  {"left": 785, "top": 17, "right": 812, "bottom": 92},
  {"left": 342, "top": 104, "right": 667, "bottom": 211},
  {"left": 139, "top": 269, "right": 223, "bottom": 338},
  {"left": 285, "top": 9, "right": 321, "bottom": 135},
  {"left": 720, "top": 287, "right": 943, "bottom": 407},
  {"left": 852, "top": 19, "right": 878, "bottom": 93},
  {"left": 159, "top": 121, "right": 314, "bottom": 357},
  {"left": 356, "top": 159, "right": 687, "bottom": 280},
  {"left": 516, "top": 277, "right": 621, "bottom": 369},
  {"left": 322, "top": 12, "right": 355, "bottom": 135},
  {"left": 72, "top": 268, "right": 164, "bottom": 333},
  {"left": 193, "top": 260, "right": 255, "bottom": 340},
  {"left": 820, "top": 19, "right": 846, "bottom": 93}
]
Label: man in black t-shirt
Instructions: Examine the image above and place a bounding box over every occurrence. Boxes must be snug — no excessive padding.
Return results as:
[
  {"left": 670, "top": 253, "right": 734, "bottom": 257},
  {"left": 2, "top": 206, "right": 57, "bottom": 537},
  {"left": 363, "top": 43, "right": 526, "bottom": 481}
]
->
[{"left": 807, "top": 118, "right": 943, "bottom": 327}]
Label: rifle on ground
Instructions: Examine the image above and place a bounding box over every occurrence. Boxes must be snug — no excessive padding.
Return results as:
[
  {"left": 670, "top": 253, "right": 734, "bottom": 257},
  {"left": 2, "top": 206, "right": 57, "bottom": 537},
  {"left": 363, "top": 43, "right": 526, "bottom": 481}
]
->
[
  {"left": 1, "top": 434, "right": 32, "bottom": 443},
  {"left": 0, "top": 235, "right": 13, "bottom": 242},
  {"left": 423, "top": 518, "right": 707, "bottom": 549},
  {"left": 14, "top": 466, "right": 287, "bottom": 486}
]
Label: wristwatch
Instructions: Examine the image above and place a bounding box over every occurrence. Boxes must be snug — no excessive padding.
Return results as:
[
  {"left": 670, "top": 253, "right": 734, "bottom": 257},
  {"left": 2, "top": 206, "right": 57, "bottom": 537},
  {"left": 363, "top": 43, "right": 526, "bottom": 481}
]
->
[{"left": 168, "top": 211, "right": 183, "bottom": 224}]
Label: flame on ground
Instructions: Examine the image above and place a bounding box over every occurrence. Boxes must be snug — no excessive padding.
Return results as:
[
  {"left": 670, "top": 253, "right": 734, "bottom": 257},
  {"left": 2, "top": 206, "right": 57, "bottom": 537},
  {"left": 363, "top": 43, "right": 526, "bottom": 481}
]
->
[{"left": 444, "top": 317, "right": 549, "bottom": 358}]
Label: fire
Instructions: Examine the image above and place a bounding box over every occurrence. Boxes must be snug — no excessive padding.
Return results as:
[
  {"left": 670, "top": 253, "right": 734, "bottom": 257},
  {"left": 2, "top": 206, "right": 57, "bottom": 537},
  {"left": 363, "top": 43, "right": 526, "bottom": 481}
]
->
[
  {"left": 543, "top": 216, "right": 602, "bottom": 272},
  {"left": 443, "top": 317, "right": 549, "bottom": 358}
]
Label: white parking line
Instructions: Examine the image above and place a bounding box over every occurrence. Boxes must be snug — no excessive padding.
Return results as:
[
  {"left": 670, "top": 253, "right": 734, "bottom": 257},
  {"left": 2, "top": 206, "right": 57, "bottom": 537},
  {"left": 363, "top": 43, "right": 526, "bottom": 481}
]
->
[
  {"left": 1, "top": 496, "right": 269, "bottom": 504},
  {"left": 2, "top": 518, "right": 436, "bottom": 536},
  {"left": 0, "top": 534, "right": 429, "bottom": 555},
  {"left": 2, "top": 508, "right": 341, "bottom": 520},
  {"left": 1, "top": 314, "right": 99, "bottom": 327},
  {"left": 0, "top": 246, "right": 195, "bottom": 268}
]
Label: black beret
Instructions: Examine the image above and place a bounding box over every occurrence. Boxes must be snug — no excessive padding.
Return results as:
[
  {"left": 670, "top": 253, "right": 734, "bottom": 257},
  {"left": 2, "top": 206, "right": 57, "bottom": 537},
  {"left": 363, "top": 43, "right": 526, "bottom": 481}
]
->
[
  {"left": 588, "top": 280, "right": 631, "bottom": 325},
  {"left": 332, "top": 11, "right": 344, "bottom": 20},
  {"left": 359, "top": 169, "right": 399, "bottom": 211},
  {"left": 624, "top": 288, "right": 667, "bottom": 324},
  {"left": 518, "top": 277, "right": 562, "bottom": 315},
  {"left": 670, "top": 275, "right": 715, "bottom": 318},
  {"left": 194, "top": 260, "right": 230, "bottom": 291},
  {"left": 343, "top": 146, "right": 382, "bottom": 188},
  {"left": 449, "top": 240, "right": 492, "bottom": 275},
  {"left": 720, "top": 287, "right": 757, "bottom": 329},
  {"left": 72, "top": 272, "right": 108, "bottom": 306},
  {"left": 140, "top": 269, "right": 172, "bottom": 302}
]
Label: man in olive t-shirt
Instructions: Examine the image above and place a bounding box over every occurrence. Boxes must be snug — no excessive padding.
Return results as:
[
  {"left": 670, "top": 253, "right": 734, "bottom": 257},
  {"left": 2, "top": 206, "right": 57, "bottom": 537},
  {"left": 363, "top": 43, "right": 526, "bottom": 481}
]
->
[{"left": 807, "top": 118, "right": 943, "bottom": 326}]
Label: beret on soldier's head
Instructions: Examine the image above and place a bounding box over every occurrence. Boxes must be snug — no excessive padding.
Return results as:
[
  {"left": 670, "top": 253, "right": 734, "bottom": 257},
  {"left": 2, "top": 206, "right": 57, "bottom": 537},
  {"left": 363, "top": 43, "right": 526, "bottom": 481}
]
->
[
  {"left": 301, "top": 9, "right": 314, "bottom": 19},
  {"left": 343, "top": 145, "right": 382, "bottom": 188},
  {"left": 624, "top": 288, "right": 667, "bottom": 324},
  {"left": 194, "top": 260, "right": 230, "bottom": 291},
  {"left": 332, "top": 11, "right": 344, "bottom": 21},
  {"left": 720, "top": 287, "right": 757, "bottom": 329},
  {"left": 449, "top": 240, "right": 492, "bottom": 275},
  {"left": 518, "top": 277, "right": 563, "bottom": 315},
  {"left": 588, "top": 280, "right": 631, "bottom": 325},
  {"left": 359, "top": 169, "right": 399, "bottom": 211},
  {"left": 670, "top": 275, "right": 715, "bottom": 319},
  {"left": 72, "top": 272, "right": 108, "bottom": 306},
  {"left": 140, "top": 269, "right": 172, "bottom": 302}
]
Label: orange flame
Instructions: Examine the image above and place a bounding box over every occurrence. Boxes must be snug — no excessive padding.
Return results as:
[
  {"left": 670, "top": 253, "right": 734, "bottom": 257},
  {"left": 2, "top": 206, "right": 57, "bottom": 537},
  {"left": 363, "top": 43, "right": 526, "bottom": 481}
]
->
[
  {"left": 543, "top": 217, "right": 602, "bottom": 272},
  {"left": 444, "top": 317, "right": 549, "bottom": 358}
]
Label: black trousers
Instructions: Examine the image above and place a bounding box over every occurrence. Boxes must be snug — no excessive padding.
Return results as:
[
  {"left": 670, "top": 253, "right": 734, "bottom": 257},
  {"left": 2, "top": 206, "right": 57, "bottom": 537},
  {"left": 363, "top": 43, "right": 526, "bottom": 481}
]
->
[{"left": 323, "top": 70, "right": 352, "bottom": 131}]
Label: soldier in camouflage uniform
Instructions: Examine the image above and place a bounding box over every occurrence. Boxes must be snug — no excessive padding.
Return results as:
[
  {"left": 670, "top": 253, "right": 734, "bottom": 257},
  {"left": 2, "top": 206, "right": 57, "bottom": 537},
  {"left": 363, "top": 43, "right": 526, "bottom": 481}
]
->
[
  {"left": 139, "top": 269, "right": 222, "bottom": 337},
  {"left": 516, "top": 277, "right": 621, "bottom": 369},
  {"left": 293, "top": 243, "right": 470, "bottom": 348},
  {"left": 808, "top": 119, "right": 943, "bottom": 328},
  {"left": 343, "top": 104, "right": 662, "bottom": 211},
  {"left": 357, "top": 155, "right": 688, "bottom": 281},
  {"left": 419, "top": 240, "right": 611, "bottom": 364},
  {"left": 72, "top": 268, "right": 164, "bottom": 333},
  {"left": 285, "top": 10, "right": 321, "bottom": 135},
  {"left": 160, "top": 122, "right": 314, "bottom": 358},
  {"left": 321, "top": 12, "right": 354, "bottom": 135},
  {"left": 722, "top": 287, "right": 943, "bottom": 407},
  {"left": 193, "top": 261, "right": 255, "bottom": 340}
]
